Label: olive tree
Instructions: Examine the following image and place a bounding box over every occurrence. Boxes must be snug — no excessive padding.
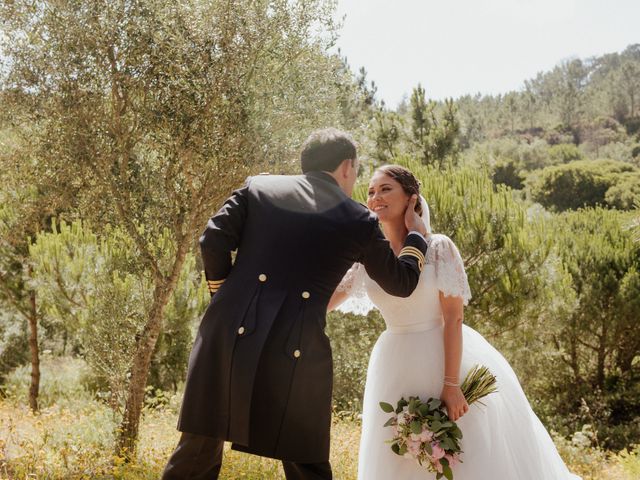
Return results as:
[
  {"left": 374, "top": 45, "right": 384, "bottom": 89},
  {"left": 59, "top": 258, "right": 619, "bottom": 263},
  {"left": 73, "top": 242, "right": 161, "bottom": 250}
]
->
[{"left": 1, "top": 0, "right": 345, "bottom": 455}]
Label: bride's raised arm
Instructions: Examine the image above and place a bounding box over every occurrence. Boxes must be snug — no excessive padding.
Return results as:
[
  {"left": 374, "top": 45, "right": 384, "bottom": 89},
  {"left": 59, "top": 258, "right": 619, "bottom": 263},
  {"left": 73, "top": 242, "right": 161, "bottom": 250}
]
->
[{"left": 328, "top": 263, "right": 362, "bottom": 311}]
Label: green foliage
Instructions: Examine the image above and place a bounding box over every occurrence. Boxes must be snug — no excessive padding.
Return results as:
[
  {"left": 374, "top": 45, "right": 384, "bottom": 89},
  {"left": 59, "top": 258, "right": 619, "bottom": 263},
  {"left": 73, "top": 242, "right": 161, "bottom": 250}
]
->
[
  {"left": 408, "top": 85, "right": 460, "bottom": 167},
  {"left": 549, "top": 143, "right": 585, "bottom": 164},
  {"left": 465, "top": 137, "right": 555, "bottom": 173},
  {"left": 492, "top": 159, "right": 525, "bottom": 189},
  {"left": 605, "top": 172, "right": 640, "bottom": 209},
  {"left": 365, "top": 85, "right": 460, "bottom": 168},
  {"left": 28, "top": 220, "right": 206, "bottom": 410},
  {"left": 547, "top": 208, "right": 640, "bottom": 449},
  {"left": 528, "top": 159, "right": 640, "bottom": 211},
  {"left": 148, "top": 254, "right": 209, "bottom": 392},
  {"left": 326, "top": 309, "right": 385, "bottom": 413},
  {"left": 371, "top": 109, "right": 402, "bottom": 164}
]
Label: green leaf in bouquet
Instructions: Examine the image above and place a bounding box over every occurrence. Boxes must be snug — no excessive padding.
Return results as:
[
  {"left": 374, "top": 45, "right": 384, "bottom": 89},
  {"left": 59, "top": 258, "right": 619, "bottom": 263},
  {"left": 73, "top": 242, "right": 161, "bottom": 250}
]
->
[
  {"left": 418, "top": 404, "right": 430, "bottom": 416},
  {"left": 383, "top": 417, "right": 396, "bottom": 427},
  {"left": 380, "top": 401, "right": 395, "bottom": 413},
  {"left": 428, "top": 398, "right": 442, "bottom": 410},
  {"left": 424, "top": 442, "right": 433, "bottom": 455},
  {"left": 398, "top": 443, "right": 408, "bottom": 456},
  {"left": 451, "top": 425, "right": 463, "bottom": 439},
  {"left": 443, "top": 463, "right": 453, "bottom": 480},
  {"left": 440, "top": 437, "right": 454, "bottom": 451},
  {"left": 408, "top": 398, "right": 417, "bottom": 414},
  {"left": 431, "top": 420, "right": 443, "bottom": 431},
  {"left": 436, "top": 473, "right": 443, "bottom": 479},
  {"left": 410, "top": 420, "right": 422, "bottom": 435},
  {"left": 442, "top": 421, "right": 453, "bottom": 428},
  {"left": 396, "top": 398, "right": 409, "bottom": 413},
  {"left": 391, "top": 443, "right": 400, "bottom": 455}
]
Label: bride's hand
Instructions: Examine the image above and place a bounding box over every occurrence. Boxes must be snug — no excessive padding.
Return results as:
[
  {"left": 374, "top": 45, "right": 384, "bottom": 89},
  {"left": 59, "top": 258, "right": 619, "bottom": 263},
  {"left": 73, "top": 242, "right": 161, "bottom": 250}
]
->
[
  {"left": 440, "top": 385, "right": 469, "bottom": 422},
  {"left": 404, "top": 195, "right": 427, "bottom": 236}
]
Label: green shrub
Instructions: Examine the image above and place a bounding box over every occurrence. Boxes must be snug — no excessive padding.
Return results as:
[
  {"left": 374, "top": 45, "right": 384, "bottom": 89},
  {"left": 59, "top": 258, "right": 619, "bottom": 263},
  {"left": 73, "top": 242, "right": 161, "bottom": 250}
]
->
[
  {"left": 326, "top": 310, "right": 385, "bottom": 413},
  {"left": 548, "top": 143, "right": 584, "bottom": 164},
  {"left": 528, "top": 159, "right": 638, "bottom": 211}
]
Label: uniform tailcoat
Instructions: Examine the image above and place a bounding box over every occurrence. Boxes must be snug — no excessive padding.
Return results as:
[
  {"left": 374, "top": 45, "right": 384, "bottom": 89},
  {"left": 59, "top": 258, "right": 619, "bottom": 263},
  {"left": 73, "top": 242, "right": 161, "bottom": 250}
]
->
[{"left": 178, "top": 171, "right": 427, "bottom": 463}]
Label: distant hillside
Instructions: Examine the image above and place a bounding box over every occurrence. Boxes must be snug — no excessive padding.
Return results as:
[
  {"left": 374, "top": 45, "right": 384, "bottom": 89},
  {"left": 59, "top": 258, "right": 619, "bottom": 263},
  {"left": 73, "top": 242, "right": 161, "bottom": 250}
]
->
[
  {"left": 454, "top": 44, "right": 640, "bottom": 158},
  {"left": 353, "top": 44, "right": 640, "bottom": 210}
]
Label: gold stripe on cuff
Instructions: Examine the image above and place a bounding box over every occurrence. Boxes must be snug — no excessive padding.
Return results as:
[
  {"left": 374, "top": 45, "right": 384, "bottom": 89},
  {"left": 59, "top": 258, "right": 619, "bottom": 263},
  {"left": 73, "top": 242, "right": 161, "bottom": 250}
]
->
[
  {"left": 400, "top": 245, "right": 425, "bottom": 256},
  {"left": 399, "top": 247, "right": 425, "bottom": 270},
  {"left": 401, "top": 254, "right": 424, "bottom": 270},
  {"left": 399, "top": 246, "right": 425, "bottom": 262},
  {"left": 207, "top": 278, "right": 226, "bottom": 293}
]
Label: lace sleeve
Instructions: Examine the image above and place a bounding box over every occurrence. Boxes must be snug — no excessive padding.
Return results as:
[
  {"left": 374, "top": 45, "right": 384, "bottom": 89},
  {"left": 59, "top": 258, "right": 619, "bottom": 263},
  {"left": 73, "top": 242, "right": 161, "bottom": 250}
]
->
[
  {"left": 335, "top": 263, "right": 376, "bottom": 315},
  {"left": 427, "top": 235, "right": 472, "bottom": 306}
]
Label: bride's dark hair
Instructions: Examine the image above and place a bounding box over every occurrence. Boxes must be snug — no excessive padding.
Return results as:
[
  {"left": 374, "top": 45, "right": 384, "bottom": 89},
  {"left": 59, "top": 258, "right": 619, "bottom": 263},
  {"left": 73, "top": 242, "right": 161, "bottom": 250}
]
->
[{"left": 375, "top": 165, "right": 423, "bottom": 216}]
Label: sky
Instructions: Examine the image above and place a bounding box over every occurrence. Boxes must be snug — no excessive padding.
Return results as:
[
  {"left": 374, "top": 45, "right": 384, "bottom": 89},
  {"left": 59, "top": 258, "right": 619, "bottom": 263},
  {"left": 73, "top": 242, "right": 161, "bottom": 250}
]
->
[{"left": 334, "top": 0, "right": 640, "bottom": 107}]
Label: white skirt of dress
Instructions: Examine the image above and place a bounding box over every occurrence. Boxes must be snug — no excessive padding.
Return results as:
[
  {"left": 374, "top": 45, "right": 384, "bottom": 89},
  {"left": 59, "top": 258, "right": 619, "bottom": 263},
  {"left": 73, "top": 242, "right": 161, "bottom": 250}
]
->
[{"left": 357, "top": 324, "right": 581, "bottom": 480}]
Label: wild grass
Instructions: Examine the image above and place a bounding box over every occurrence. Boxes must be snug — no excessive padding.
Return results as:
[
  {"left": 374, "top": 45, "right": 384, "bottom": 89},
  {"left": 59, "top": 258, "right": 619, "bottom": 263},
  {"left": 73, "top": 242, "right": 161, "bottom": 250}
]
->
[
  {"left": 0, "top": 357, "right": 637, "bottom": 479},
  {"left": 0, "top": 399, "right": 361, "bottom": 480},
  {"left": 2, "top": 398, "right": 638, "bottom": 480}
]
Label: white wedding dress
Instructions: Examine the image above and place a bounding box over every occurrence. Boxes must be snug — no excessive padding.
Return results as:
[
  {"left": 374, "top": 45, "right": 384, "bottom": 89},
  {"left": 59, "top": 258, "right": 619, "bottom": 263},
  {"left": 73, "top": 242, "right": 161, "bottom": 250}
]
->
[{"left": 338, "top": 233, "right": 581, "bottom": 480}]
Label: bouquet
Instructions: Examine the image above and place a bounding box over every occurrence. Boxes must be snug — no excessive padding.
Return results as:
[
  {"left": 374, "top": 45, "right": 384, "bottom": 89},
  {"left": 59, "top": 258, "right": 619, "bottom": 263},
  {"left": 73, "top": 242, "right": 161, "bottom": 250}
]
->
[{"left": 379, "top": 365, "right": 498, "bottom": 480}]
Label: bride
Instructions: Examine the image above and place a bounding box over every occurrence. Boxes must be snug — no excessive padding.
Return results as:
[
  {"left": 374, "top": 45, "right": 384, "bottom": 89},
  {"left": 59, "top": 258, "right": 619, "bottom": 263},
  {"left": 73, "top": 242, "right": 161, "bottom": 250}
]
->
[{"left": 329, "top": 165, "right": 581, "bottom": 479}]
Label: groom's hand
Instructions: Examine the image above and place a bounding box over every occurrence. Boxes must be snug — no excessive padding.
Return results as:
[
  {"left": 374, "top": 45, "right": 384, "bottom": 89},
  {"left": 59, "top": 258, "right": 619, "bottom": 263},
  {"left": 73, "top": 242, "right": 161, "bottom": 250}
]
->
[{"left": 404, "top": 194, "right": 427, "bottom": 237}]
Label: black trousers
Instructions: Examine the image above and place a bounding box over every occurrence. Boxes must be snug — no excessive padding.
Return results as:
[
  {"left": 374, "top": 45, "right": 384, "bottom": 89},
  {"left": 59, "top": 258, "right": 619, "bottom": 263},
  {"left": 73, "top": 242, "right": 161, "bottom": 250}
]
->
[{"left": 162, "top": 433, "right": 332, "bottom": 480}]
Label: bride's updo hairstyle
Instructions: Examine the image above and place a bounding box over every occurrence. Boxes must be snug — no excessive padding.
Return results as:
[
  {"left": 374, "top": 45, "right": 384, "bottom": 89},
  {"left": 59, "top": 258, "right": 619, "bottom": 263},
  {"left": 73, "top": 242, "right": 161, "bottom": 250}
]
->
[{"left": 375, "top": 165, "right": 423, "bottom": 216}]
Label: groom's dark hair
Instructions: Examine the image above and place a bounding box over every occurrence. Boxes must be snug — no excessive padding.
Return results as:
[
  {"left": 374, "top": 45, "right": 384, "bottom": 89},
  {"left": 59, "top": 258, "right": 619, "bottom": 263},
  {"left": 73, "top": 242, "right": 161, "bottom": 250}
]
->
[{"left": 300, "top": 128, "right": 357, "bottom": 173}]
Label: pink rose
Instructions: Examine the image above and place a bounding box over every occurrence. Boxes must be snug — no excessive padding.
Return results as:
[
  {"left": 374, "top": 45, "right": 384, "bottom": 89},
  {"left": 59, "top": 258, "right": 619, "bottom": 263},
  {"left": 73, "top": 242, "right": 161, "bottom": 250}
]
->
[
  {"left": 419, "top": 428, "right": 434, "bottom": 442},
  {"left": 431, "top": 442, "right": 445, "bottom": 459},
  {"left": 445, "top": 453, "right": 460, "bottom": 468},
  {"left": 407, "top": 438, "right": 422, "bottom": 457}
]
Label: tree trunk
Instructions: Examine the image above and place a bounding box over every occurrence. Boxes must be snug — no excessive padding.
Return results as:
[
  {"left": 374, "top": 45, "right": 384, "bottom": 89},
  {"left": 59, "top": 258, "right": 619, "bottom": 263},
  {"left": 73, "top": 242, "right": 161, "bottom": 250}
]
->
[
  {"left": 596, "top": 315, "right": 608, "bottom": 389},
  {"left": 115, "top": 241, "right": 190, "bottom": 459},
  {"left": 27, "top": 269, "right": 40, "bottom": 413},
  {"left": 570, "top": 333, "right": 580, "bottom": 383}
]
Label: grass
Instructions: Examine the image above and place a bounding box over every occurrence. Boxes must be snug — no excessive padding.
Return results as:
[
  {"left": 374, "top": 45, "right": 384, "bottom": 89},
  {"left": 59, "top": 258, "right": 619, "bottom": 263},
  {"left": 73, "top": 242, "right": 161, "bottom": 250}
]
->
[
  {"left": 1, "top": 397, "right": 638, "bottom": 480},
  {"left": 0, "top": 357, "right": 638, "bottom": 479},
  {"left": 0, "top": 399, "right": 360, "bottom": 480}
]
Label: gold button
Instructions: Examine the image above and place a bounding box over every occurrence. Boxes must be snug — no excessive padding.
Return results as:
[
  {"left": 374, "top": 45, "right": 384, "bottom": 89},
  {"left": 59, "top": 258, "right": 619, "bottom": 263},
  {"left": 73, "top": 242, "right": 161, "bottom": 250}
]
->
[
  {"left": 238, "top": 326, "right": 245, "bottom": 335},
  {"left": 301, "top": 291, "right": 310, "bottom": 299},
  {"left": 293, "top": 349, "right": 301, "bottom": 358},
  {"left": 258, "top": 274, "right": 267, "bottom": 282}
]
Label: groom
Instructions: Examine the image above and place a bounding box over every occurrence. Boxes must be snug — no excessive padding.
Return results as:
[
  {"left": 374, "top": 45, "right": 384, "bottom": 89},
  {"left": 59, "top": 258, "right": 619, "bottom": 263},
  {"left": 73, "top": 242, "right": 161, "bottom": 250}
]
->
[{"left": 163, "top": 128, "right": 428, "bottom": 480}]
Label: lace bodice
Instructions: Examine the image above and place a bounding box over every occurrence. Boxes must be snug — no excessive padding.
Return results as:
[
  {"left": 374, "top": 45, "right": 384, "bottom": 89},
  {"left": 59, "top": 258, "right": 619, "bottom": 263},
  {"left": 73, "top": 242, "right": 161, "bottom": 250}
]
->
[{"left": 337, "top": 234, "right": 472, "bottom": 330}]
